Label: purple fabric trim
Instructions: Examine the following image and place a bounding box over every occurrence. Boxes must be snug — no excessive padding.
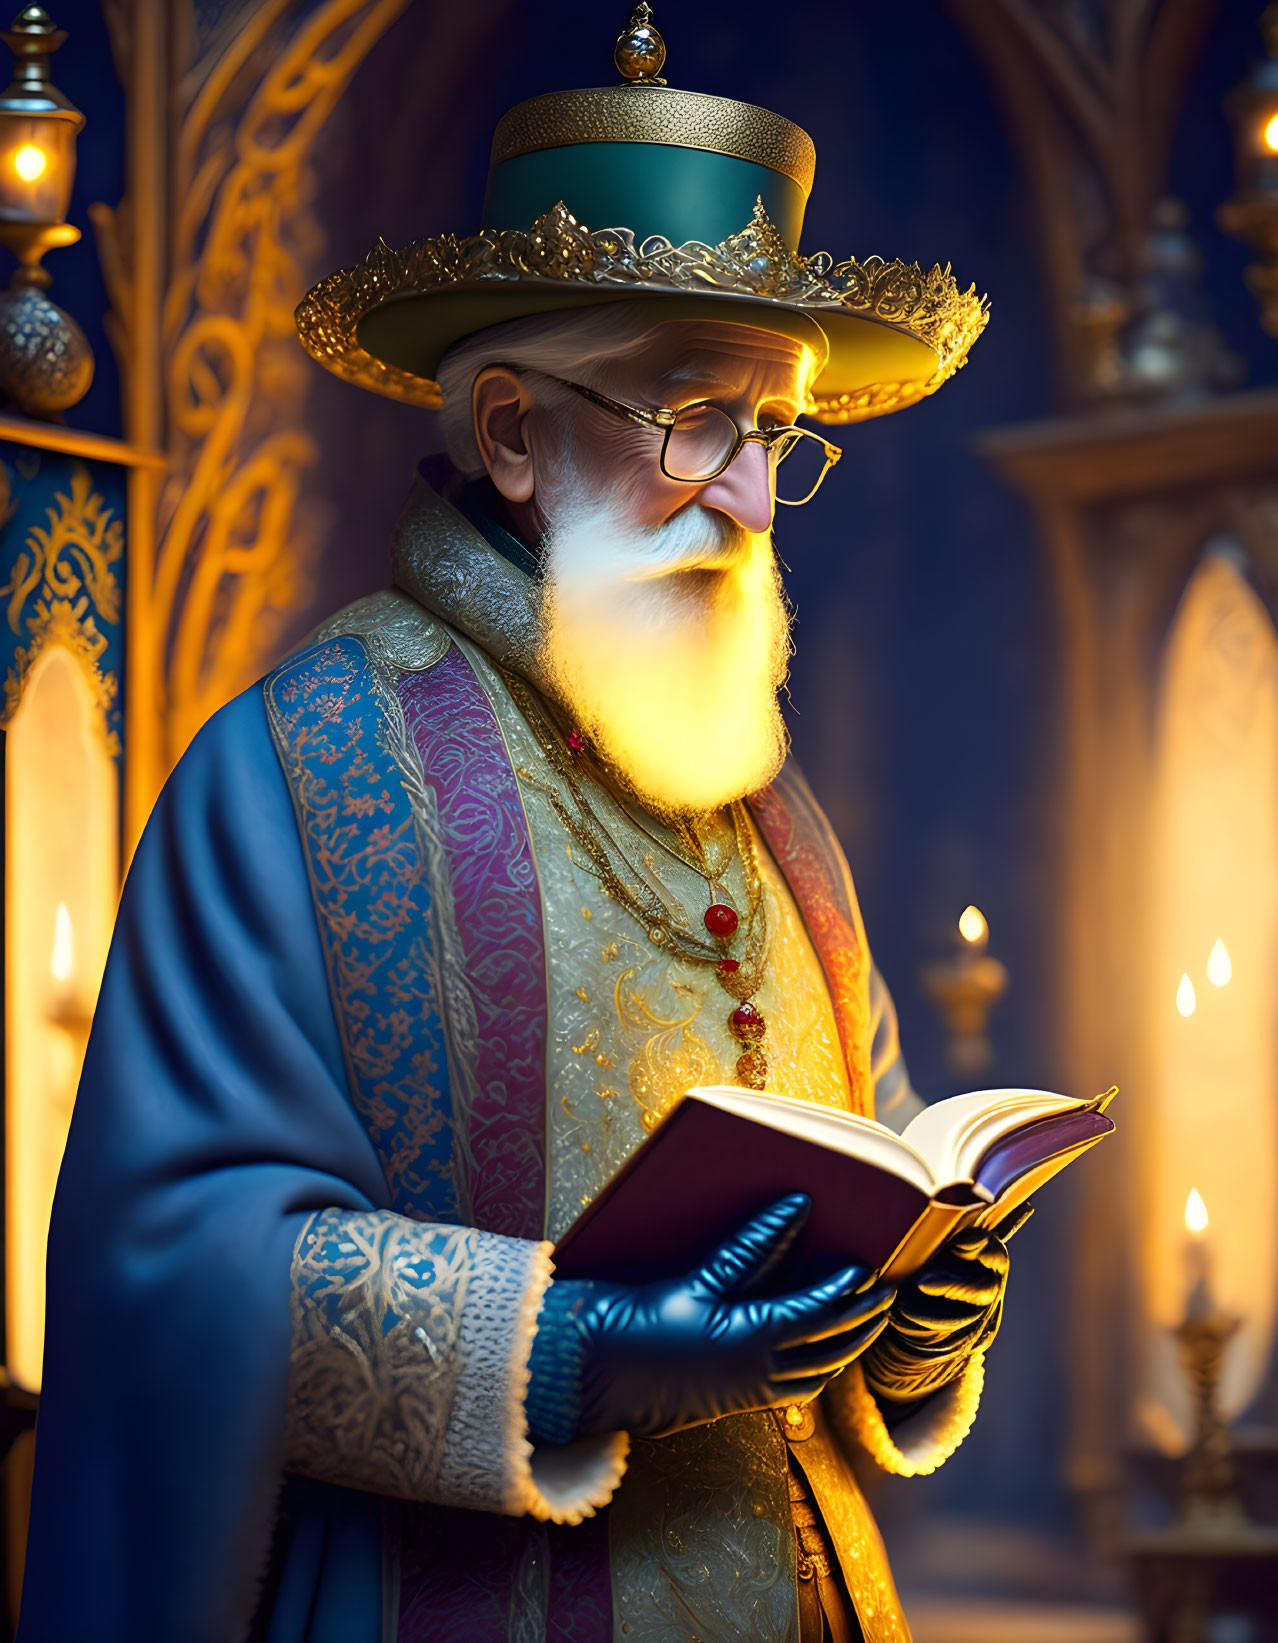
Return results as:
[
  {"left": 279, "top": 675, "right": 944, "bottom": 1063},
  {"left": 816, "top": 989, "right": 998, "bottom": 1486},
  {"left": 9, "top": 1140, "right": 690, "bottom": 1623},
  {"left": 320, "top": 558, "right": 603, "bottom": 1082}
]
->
[
  {"left": 397, "top": 647, "right": 548, "bottom": 1241},
  {"left": 396, "top": 1512, "right": 544, "bottom": 1642},
  {"left": 395, "top": 1511, "right": 612, "bottom": 1643},
  {"left": 394, "top": 648, "right": 612, "bottom": 1643},
  {"left": 546, "top": 1518, "right": 613, "bottom": 1641}
]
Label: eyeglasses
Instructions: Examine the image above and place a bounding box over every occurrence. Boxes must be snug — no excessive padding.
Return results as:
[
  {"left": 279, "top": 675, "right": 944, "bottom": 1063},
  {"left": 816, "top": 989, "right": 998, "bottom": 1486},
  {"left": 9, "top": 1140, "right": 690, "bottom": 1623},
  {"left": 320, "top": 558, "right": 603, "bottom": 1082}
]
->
[{"left": 520, "top": 369, "right": 843, "bottom": 506}]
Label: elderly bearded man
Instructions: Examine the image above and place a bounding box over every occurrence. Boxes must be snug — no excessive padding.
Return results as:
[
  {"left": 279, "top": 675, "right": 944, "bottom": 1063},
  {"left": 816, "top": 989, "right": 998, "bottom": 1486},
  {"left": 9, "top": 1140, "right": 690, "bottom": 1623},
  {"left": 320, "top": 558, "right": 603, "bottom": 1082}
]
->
[{"left": 20, "top": 15, "right": 1008, "bottom": 1643}]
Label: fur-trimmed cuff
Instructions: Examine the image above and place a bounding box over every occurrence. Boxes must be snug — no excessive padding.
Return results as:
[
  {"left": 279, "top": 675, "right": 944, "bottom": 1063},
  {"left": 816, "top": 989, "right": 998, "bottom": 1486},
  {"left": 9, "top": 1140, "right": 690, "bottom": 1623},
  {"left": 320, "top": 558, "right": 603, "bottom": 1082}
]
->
[
  {"left": 499, "top": 1255, "right": 630, "bottom": 1524},
  {"left": 443, "top": 1233, "right": 629, "bottom": 1524},
  {"left": 285, "top": 1210, "right": 631, "bottom": 1523},
  {"left": 525, "top": 1431, "right": 631, "bottom": 1525},
  {"left": 435, "top": 1227, "right": 557, "bottom": 1514},
  {"left": 827, "top": 1353, "right": 985, "bottom": 1478}
]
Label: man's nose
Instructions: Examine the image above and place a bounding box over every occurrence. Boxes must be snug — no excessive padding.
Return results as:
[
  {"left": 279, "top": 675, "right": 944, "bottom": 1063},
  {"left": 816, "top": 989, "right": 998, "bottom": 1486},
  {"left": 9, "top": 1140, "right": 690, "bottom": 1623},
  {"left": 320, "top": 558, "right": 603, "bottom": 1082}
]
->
[{"left": 696, "top": 438, "right": 774, "bottom": 533}]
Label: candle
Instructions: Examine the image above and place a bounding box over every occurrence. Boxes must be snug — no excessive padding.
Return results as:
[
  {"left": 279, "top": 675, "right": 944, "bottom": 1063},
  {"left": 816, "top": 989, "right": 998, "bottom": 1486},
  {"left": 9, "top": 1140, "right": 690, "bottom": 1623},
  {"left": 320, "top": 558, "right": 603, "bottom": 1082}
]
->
[
  {"left": 958, "top": 904, "right": 988, "bottom": 950},
  {"left": 49, "top": 900, "right": 73, "bottom": 1003},
  {"left": 47, "top": 900, "right": 90, "bottom": 1036},
  {"left": 1184, "top": 1187, "right": 1214, "bottom": 1321},
  {"left": 1207, "top": 938, "right": 1232, "bottom": 987}
]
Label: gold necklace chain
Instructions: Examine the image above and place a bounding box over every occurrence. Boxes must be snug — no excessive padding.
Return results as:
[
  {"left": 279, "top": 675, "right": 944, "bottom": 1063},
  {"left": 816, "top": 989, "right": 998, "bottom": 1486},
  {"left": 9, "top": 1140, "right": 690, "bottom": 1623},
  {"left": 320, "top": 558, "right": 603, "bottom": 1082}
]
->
[
  {"left": 620, "top": 800, "right": 734, "bottom": 893},
  {"left": 503, "top": 669, "right": 774, "bottom": 1088}
]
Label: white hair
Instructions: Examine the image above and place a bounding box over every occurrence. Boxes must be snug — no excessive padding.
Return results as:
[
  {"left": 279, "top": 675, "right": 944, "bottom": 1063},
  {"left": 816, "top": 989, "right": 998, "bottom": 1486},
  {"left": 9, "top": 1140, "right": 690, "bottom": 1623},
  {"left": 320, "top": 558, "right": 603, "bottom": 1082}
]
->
[
  {"left": 436, "top": 301, "right": 681, "bottom": 479},
  {"left": 436, "top": 300, "right": 824, "bottom": 481}
]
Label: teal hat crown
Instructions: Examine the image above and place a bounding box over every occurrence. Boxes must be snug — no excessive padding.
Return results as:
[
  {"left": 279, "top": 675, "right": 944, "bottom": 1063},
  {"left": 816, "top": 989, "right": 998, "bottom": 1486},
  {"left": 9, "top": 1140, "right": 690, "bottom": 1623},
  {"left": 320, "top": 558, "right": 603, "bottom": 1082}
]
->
[
  {"left": 486, "top": 94, "right": 812, "bottom": 256},
  {"left": 296, "top": 6, "right": 988, "bottom": 424},
  {"left": 486, "top": 6, "right": 813, "bottom": 248}
]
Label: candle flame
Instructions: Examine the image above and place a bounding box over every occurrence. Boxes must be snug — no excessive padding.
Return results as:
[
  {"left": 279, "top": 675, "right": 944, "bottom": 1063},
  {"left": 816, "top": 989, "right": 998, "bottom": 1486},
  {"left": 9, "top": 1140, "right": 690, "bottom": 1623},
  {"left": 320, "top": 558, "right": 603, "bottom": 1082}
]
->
[
  {"left": 958, "top": 904, "right": 988, "bottom": 945},
  {"left": 1264, "top": 112, "right": 1278, "bottom": 153},
  {"left": 1185, "top": 1187, "right": 1208, "bottom": 1235},
  {"left": 1176, "top": 972, "right": 1197, "bottom": 1017},
  {"left": 1207, "top": 938, "right": 1232, "bottom": 987},
  {"left": 14, "top": 144, "right": 46, "bottom": 183},
  {"left": 49, "top": 902, "right": 73, "bottom": 985}
]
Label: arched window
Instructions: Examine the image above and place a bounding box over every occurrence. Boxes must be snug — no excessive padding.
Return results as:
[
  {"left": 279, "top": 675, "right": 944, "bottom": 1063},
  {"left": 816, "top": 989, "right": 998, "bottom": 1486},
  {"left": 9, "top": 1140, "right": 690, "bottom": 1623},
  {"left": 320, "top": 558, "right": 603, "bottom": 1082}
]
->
[
  {"left": 4, "top": 644, "right": 117, "bottom": 1393},
  {"left": 1143, "top": 543, "right": 1278, "bottom": 1438}
]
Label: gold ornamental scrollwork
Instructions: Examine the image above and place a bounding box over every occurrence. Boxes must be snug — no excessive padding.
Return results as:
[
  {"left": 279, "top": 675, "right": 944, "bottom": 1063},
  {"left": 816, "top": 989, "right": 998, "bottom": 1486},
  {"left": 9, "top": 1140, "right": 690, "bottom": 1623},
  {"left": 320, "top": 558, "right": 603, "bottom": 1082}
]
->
[
  {"left": 0, "top": 461, "right": 123, "bottom": 753},
  {"left": 295, "top": 197, "right": 990, "bottom": 421},
  {"left": 94, "top": 0, "right": 415, "bottom": 783},
  {"left": 611, "top": 963, "right": 722, "bottom": 1136},
  {"left": 157, "top": 0, "right": 415, "bottom": 765}
]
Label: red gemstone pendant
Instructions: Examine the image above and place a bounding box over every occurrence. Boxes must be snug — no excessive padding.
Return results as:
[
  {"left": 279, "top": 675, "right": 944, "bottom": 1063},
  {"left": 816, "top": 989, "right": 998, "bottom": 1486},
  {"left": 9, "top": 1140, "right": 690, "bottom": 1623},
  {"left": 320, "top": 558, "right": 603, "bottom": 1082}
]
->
[
  {"left": 566, "top": 730, "right": 586, "bottom": 755},
  {"left": 718, "top": 958, "right": 740, "bottom": 976},
  {"left": 729, "top": 1002, "right": 765, "bottom": 1042},
  {"left": 704, "top": 903, "right": 739, "bottom": 939}
]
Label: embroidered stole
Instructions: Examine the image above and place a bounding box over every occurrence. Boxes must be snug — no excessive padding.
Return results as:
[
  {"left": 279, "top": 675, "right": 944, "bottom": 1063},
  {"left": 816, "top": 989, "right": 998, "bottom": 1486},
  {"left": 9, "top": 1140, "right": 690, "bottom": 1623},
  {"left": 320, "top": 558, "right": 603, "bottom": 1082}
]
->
[{"left": 266, "top": 629, "right": 874, "bottom": 1643}]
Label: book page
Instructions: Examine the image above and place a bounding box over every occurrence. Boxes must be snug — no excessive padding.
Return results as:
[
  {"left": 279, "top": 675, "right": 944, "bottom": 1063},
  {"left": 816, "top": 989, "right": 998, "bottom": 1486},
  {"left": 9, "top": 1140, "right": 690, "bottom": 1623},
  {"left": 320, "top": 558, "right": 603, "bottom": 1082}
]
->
[
  {"left": 687, "top": 1086, "right": 939, "bottom": 1195},
  {"left": 949, "top": 1094, "right": 1087, "bottom": 1179},
  {"left": 901, "top": 1088, "right": 1077, "bottom": 1181}
]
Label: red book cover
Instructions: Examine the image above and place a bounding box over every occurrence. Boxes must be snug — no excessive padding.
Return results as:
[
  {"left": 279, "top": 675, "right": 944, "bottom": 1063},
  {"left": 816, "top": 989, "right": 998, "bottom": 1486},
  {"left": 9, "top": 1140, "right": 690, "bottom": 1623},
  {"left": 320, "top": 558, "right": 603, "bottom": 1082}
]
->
[{"left": 552, "top": 1097, "right": 955, "bottom": 1287}]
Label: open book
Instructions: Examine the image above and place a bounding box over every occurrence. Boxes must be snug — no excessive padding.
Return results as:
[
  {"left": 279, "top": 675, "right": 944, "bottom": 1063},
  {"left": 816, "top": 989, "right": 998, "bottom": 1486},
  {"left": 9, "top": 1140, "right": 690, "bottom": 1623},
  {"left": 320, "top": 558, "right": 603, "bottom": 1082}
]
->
[{"left": 554, "top": 1084, "right": 1116, "bottom": 1286}]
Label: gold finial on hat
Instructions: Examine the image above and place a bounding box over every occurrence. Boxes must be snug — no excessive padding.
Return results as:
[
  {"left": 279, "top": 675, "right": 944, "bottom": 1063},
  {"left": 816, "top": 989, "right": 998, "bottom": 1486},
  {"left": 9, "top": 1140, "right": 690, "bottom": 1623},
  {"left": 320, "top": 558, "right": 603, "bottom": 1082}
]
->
[{"left": 615, "top": 3, "right": 667, "bottom": 86}]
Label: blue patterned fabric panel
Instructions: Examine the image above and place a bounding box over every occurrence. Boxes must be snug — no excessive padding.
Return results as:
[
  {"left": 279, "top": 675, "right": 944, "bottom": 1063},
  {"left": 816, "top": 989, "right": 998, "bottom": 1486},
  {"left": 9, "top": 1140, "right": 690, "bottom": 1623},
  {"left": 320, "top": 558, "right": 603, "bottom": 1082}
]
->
[{"left": 265, "top": 635, "right": 459, "bottom": 1223}]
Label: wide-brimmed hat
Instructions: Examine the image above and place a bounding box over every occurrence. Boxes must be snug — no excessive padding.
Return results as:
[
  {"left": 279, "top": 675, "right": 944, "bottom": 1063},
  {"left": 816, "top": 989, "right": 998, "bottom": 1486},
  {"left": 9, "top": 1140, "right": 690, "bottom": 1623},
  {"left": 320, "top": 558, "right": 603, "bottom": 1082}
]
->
[{"left": 295, "top": 6, "right": 988, "bottom": 424}]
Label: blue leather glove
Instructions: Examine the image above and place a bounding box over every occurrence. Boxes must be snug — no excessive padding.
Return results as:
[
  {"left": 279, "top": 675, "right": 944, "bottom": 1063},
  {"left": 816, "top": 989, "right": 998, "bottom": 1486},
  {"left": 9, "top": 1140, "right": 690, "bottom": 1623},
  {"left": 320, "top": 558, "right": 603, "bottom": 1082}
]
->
[{"left": 527, "top": 1193, "right": 896, "bottom": 1443}]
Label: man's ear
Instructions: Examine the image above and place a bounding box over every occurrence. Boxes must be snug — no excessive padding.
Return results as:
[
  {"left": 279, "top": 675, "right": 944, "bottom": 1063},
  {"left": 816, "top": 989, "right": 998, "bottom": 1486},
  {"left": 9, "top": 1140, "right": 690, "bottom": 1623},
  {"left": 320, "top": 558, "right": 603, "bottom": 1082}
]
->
[{"left": 473, "top": 367, "right": 537, "bottom": 503}]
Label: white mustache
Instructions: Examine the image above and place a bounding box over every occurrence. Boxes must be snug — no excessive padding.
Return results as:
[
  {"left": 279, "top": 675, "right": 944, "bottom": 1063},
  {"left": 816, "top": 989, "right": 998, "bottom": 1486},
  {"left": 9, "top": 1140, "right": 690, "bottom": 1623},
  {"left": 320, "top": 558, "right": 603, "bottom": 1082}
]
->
[
  {"left": 625, "top": 536, "right": 752, "bottom": 580},
  {"left": 561, "top": 504, "right": 750, "bottom": 585}
]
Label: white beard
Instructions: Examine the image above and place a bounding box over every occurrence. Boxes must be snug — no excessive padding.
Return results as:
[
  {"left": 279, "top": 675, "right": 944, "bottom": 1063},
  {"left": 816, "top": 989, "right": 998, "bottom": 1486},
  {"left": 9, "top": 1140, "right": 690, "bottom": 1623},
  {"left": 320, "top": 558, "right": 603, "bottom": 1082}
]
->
[{"left": 537, "top": 488, "right": 792, "bottom": 818}]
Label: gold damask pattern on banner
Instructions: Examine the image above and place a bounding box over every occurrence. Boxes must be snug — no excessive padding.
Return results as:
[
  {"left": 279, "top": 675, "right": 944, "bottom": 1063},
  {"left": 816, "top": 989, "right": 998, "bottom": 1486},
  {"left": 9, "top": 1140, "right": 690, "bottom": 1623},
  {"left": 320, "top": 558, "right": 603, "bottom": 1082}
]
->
[
  {"left": 0, "top": 461, "right": 122, "bottom": 754},
  {"left": 158, "top": 0, "right": 414, "bottom": 766}
]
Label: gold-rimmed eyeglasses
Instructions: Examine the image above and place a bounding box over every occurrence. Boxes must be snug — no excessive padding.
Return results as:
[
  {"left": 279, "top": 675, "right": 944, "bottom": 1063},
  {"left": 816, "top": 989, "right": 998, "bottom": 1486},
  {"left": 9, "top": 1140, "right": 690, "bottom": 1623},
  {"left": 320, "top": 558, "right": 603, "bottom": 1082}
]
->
[{"left": 520, "top": 369, "right": 843, "bottom": 506}]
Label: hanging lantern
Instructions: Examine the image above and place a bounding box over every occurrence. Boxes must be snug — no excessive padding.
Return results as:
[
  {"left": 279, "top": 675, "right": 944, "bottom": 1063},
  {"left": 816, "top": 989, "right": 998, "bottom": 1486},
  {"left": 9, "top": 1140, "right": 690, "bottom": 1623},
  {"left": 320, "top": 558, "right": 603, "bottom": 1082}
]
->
[
  {"left": 1219, "top": 3, "right": 1278, "bottom": 336},
  {"left": 0, "top": 5, "right": 91, "bottom": 417}
]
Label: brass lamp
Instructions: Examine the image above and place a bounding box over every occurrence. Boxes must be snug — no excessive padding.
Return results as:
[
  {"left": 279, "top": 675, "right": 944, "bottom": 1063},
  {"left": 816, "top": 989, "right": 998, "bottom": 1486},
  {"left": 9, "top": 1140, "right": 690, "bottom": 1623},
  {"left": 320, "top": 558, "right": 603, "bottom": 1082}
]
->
[
  {"left": 0, "top": 4, "right": 91, "bottom": 417},
  {"left": 921, "top": 905, "right": 1009, "bottom": 1078},
  {"left": 1219, "top": 2, "right": 1278, "bottom": 337}
]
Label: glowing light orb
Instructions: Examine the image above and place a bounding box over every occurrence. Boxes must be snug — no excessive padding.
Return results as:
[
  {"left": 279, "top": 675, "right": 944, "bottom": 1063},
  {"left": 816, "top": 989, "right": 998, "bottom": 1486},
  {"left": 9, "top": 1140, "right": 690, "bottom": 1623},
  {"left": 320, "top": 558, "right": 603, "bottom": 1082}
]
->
[
  {"left": 1207, "top": 937, "right": 1232, "bottom": 987},
  {"left": 958, "top": 904, "right": 988, "bottom": 945},
  {"left": 14, "top": 145, "right": 46, "bottom": 183},
  {"left": 1185, "top": 1186, "right": 1209, "bottom": 1235},
  {"left": 1176, "top": 972, "right": 1197, "bottom": 1017},
  {"left": 1264, "top": 112, "right": 1278, "bottom": 153}
]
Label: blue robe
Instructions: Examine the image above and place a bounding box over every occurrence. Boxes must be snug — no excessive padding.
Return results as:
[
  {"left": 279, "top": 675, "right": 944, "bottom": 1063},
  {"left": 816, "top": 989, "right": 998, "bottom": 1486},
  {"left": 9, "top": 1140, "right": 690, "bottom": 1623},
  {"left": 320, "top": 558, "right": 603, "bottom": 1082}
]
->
[
  {"left": 19, "top": 480, "right": 977, "bottom": 1643},
  {"left": 21, "top": 683, "right": 389, "bottom": 1641}
]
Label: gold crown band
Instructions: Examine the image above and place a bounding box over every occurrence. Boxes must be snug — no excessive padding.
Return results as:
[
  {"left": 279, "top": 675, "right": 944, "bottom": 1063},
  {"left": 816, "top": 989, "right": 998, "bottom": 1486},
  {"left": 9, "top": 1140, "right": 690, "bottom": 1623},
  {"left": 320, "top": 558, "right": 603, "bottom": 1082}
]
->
[
  {"left": 491, "top": 86, "right": 817, "bottom": 195},
  {"left": 295, "top": 201, "right": 989, "bottom": 421}
]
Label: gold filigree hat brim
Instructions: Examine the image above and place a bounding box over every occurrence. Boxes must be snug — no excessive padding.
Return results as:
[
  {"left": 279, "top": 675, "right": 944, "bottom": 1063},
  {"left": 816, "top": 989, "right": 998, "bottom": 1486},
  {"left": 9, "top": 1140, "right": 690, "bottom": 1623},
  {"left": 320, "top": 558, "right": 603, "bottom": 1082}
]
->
[{"left": 295, "top": 200, "right": 989, "bottom": 426}]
